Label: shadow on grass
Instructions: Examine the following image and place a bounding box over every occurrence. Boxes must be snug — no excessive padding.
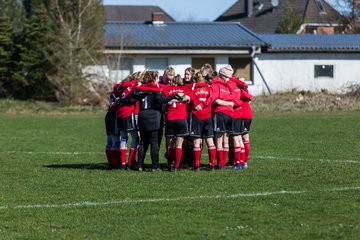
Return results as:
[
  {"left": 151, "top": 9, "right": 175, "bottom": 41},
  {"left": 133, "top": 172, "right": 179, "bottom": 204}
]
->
[
  {"left": 44, "top": 163, "right": 109, "bottom": 170},
  {"left": 43, "top": 163, "right": 204, "bottom": 171}
]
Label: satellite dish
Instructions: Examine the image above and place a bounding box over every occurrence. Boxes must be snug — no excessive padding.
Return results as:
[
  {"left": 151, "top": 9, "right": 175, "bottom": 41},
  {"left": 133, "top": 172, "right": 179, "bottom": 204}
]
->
[{"left": 271, "top": 0, "right": 279, "bottom": 7}]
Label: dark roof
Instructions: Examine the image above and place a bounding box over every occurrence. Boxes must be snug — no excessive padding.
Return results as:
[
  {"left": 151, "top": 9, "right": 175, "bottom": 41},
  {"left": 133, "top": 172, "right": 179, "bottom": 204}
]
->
[
  {"left": 215, "top": 0, "right": 343, "bottom": 33},
  {"left": 104, "top": 22, "right": 266, "bottom": 49},
  {"left": 104, "top": 5, "right": 175, "bottom": 22},
  {"left": 260, "top": 34, "right": 360, "bottom": 52}
]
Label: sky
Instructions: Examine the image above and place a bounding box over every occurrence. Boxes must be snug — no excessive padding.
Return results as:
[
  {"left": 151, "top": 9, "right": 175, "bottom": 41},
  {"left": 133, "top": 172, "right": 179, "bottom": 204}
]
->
[{"left": 103, "top": 0, "right": 344, "bottom": 22}]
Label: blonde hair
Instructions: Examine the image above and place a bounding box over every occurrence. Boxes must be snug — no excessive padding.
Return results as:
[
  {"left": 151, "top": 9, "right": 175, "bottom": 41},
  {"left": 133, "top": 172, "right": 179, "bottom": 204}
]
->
[
  {"left": 195, "top": 72, "right": 206, "bottom": 83},
  {"left": 200, "top": 63, "right": 214, "bottom": 77},
  {"left": 173, "top": 74, "right": 183, "bottom": 86},
  {"left": 131, "top": 71, "right": 143, "bottom": 81},
  {"left": 163, "top": 66, "right": 175, "bottom": 77}
]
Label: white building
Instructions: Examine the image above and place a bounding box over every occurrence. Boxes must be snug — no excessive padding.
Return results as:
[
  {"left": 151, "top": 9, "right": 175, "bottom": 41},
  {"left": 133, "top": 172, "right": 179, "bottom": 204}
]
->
[
  {"left": 98, "top": 19, "right": 360, "bottom": 96},
  {"left": 253, "top": 34, "right": 360, "bottom": 95}
]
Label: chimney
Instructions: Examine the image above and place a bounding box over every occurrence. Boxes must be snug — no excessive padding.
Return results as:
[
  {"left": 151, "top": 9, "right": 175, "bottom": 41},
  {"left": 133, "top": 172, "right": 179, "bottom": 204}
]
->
[
  {"left": 152, "top": 12, "right": 164, "bottom": 24},
  {"left": 247, "top": 0, "right": 253, "bottom": 17}
]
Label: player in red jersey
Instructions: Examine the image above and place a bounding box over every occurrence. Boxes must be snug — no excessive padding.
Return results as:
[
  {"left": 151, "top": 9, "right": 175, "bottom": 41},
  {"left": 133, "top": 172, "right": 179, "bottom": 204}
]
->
[
  {"left": 164, "top": 74, "right": 191, "bottom": 172},
  {"left": 224, "top": 79, "right": 245, "bottom": 169},
  {"left": 116, "top": 76, "right": 140, "bottom": 170},
  {"left": 182, "top": 67, "right": 196, "bottom": 167},
  {"left": 229, "top": 77, "right": 253, "bottom": 168},
  {"left": 115, "top": 71, "right": 183, "bottom": 171},
  {"left": 203, "top": 65, "right": 235, "bottom": 169},
  {"left": 188, "top": 72, "right": 216, "bottom": 170},
  {"left": 105, "top": 83, "right": 121, "bottom": 169}
]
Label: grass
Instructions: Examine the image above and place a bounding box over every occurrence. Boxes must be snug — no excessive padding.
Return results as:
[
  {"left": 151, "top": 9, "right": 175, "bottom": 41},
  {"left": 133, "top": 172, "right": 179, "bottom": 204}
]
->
[{"left": 1, "top": 110, "right": 360, "bottom": 239}]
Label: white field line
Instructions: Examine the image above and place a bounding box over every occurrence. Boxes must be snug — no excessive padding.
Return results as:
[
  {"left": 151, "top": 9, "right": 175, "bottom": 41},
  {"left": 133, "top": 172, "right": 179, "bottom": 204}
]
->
[
  {"left": 0, "top": 186, "right": 360, "bottom": 210},
  {"left": 0, "top": 151, "right": 358, "bottom": 164},
  {"left": 254, "top": 155, "right": 360, "bottom": 164}
]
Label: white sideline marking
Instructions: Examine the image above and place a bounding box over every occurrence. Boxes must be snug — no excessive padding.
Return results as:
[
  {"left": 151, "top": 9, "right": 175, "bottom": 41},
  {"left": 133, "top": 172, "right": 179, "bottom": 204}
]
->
[
  {"left": 0, "top": 186, "right": 359, "bottom": 210},
  {"left": 254, "top": 155, "right": 360, "bottom": 164}
]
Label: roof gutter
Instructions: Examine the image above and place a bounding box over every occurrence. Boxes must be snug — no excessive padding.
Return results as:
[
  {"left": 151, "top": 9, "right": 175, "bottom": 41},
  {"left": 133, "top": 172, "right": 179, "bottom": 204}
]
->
[{"left": 103, "top": 49, "right": 252, "bottom": 55}]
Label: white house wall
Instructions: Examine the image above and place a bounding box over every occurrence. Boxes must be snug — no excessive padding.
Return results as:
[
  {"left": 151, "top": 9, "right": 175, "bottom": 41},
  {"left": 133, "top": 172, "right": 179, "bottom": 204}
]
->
[{"left": 253, "top": 53, "right": 360, "bottom": 96}]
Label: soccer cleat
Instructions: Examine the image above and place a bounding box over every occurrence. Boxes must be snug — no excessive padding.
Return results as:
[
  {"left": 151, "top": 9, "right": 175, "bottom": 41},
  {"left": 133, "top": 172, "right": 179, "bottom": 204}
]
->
[
  {"left": 231, "top": 165, "right": 243, "bottom": 170},
  {"left": 206, "top": 165, "right": 215, "bottom": 171},
  {"left": 174, "top": 168, "right": 181, "bottom": 173},
  {"left": 152, "top": 168, "right": 162, "bottom": 172},
  {"left": 216, "top": 166, "right": 226, "bottom": 171},
  {"left": 138, "top": 167, "right": 145, "bottom": 172},
  {"left": 168, "top": 164, "right": 175, "bottom": 172},
  {"left": 243, "top": 163, "right": 248, "bottom": 169}
]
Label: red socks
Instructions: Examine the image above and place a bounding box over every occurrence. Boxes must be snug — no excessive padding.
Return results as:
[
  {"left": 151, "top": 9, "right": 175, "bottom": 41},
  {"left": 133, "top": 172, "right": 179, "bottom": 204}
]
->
[
  {"left": 216, "top": 149, "right": 223, "bottom": 167},
  {"left": 120, "top": 148, "right": 127, "bottom": 167},
  {"left": 110, "top": 149, "right": 120, "bottom": 168},
  {"left": 244, "top": 140, "right": 250, "bottom": 162},
  {"left": 233, "top": 146, "right": 246, "bottom": 166},
  {"left": 175, "top": 148, "right": 183, "bottom": 168},
  {"left": 222, "top": 147, "right": 229, "bottom": 167},
  {"left": 240, "top": 147, "right": 245, "bottom": 164},
  {"left": 193, "top": 147, "right": 201, "bottom": 168},
  {"left": 127, "top": 147, "right": 137, "bottom": 167},
  {"left": 234, "top": 146, "right": 241, "bottom": 166},
  {"left": 208, "top": 146, "right": 216, "bottom": 167}
]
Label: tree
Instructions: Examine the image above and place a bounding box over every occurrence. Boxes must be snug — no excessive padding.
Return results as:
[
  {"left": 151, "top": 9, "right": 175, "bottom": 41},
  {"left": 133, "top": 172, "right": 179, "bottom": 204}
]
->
[
  {"left": 0, "top": 0, "right": 24, "bottom": 98},
  {"left": 337, "top": 0, "right": 360, "bottom": 33},
  {"left": 0, "top": 15, "right": 15, "bottom": 97},
  {"left": 43, "top": 0, "right": 105, "bottom": 105},
  {"left": 16, "top": 4, "right": 56, "bottom": 100},
  {"left": 276, "top": 0, "right": 303, "bottom": 33}
]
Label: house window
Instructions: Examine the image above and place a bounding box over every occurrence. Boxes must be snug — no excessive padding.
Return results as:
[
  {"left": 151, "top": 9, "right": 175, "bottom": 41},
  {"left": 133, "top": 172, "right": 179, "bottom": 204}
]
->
[
  {"left": 105, "top": 56, "right": 132, "bottom": 82},
  {"left": 229, "top": 57, "right": 253, "bottom": 83},
  {"left": 314, "top": 65, "right": 334, "bottom": 78},
  {"left": 192, "top": 58, "right": 215, "bottom": 73},
  {"left": 145, "top": 58, "right": 168, "bottom": 72},
  {"left": 315, "top": 0, "right": 327, "bottom": 15}
]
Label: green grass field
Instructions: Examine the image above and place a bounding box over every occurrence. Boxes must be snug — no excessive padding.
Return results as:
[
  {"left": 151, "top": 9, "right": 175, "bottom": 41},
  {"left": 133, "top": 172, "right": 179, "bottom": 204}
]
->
[{"left": 1, "top": 111, "right": 360, "bottom": 239}]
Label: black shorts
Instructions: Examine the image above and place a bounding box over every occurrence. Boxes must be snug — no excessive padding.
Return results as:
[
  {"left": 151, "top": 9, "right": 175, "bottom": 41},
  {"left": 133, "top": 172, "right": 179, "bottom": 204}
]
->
[
  {"left": 165, "top": 120, "right": 188, "bottom": 137},
  {"left": 213, "top": 112, "right": 232, "bottom": 133},
  {"left": 231, "top": 117, "right": 243, "bottom": 136},
  {"left": 189, "top": 115, "right": 214, "bottom": 138},
  {"left": 105, "top": 111, "right": 118, "bottom": 135},
  {"left": 242, "top": 119, "right": 252, "bottom": 134},
  {"left": 117, "top": 114, "right": 137, "bottom": 131}
]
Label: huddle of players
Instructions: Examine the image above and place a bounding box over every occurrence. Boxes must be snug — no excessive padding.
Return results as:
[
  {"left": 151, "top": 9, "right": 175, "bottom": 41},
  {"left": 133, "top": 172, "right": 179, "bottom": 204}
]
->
[{"left": 104, "top": 63, "right": 253, "bottom": 172}]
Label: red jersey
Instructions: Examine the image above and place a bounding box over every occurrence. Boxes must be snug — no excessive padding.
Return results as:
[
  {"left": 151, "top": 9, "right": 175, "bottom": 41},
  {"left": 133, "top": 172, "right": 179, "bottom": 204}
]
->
[
  {"left": 227, "top": 80, "right": 243, "bottom": 119},
  {"left": 241, "top": 88, "right": 253, "bottom": 119},
  {"left": 182, "top": 83, "right": 196, "bottom": 115},
  {"left": 116, "top": 80, "right": 138, "bottom": 119},
  {"left": 190, "top": 82, "right": 212, "bottom": 120},
  {"left": 229, "top": 77, "right": 252, "bottom": 119},
  {"left": 164, "top": 85, "right": 188, "bottom": 120},
  {"left": 205, "top": 78, "right": 234, "bottom": 117}
]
